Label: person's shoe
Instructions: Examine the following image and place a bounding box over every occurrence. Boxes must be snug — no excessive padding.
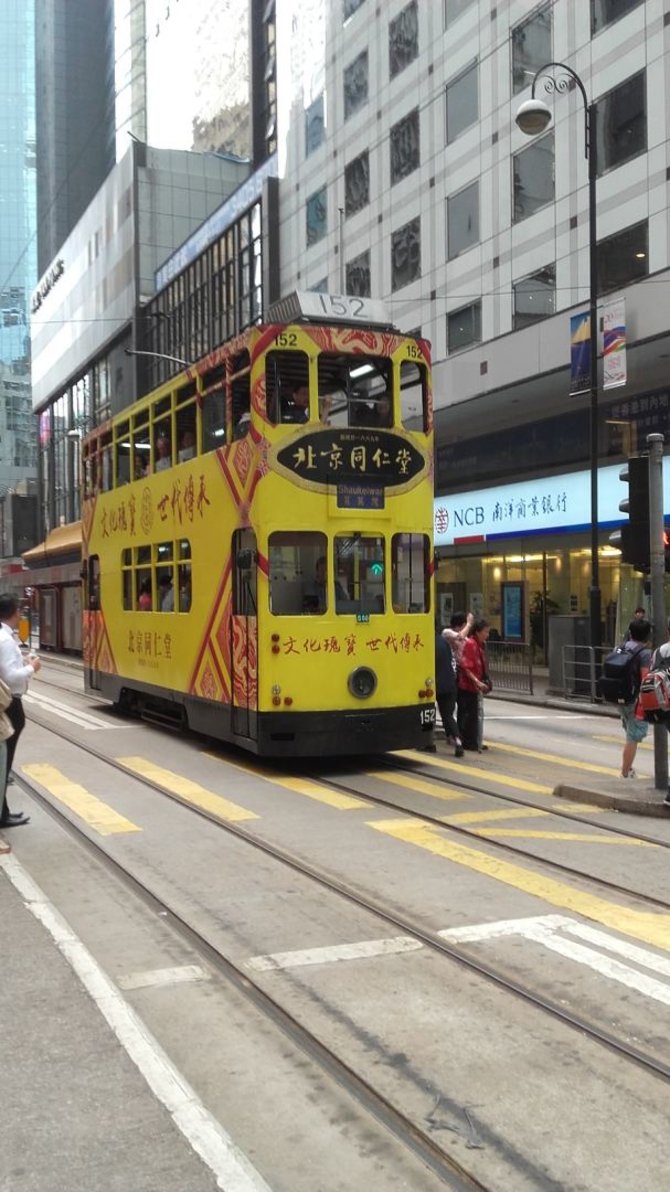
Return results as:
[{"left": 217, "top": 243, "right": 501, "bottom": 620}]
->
[
  {"left": 455, "top": 744, "right": 464, "bottom": 758},
  {"left": 663, "top": 792, "right": 670, "bottom": 808},
  {"left": 7, "top": 810, "right": 26, "bottom": 822},
  {"left": 620, "top": 769, "right": 637, "bottom": 779},
  {"left": 422, "top": 742, "right": 437, "bottom": 753},
  {"left": 0, "top": 813, "right": 29, "bottom": 827},
  {"left": 6, "top": 774, "right": 14, "bottom": 785}
]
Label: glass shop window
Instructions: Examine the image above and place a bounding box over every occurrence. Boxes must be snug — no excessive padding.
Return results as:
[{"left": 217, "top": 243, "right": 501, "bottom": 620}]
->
[
  {"left": 268, "top": 530, "right": 328, "bottom": 615},
  {"left": 392, "top": 534, "right": 430, "bottom": 613}
]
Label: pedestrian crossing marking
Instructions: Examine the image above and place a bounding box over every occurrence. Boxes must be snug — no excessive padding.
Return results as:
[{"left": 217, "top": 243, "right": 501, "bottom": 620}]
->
[
  {"left": 22, "top": 764, "right": 141, "bottom": 835},
  {"left": 470, "top": 828, "right": 654, "bottom": 845},
  {"left": 367, "top": 817, "right": 670, "bottom": 952},
  {"left": 365, "top": 770, "right": 471, "bottom": 802},
  {"left": 394, "top": 749, "right": 553, "bottom": 795},
  {"left": 203, "top": 754, "right": 370, "bottom": 811},
  {"left": 118, "top": 757, "right": 259, "bottom": 822},
  {"left": 490, "top": 740, "right": 625, "bottom": 777}
]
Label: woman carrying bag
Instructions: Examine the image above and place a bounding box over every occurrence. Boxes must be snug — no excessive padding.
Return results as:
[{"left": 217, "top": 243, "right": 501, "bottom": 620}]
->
[{"left": 457, "top": 618, "right": 492, "bottom": 752}]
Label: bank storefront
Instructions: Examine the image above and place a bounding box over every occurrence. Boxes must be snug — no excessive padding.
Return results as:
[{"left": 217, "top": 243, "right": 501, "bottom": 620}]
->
[{"left": 434, "top": 463, "right": 670, "bottom": 662}]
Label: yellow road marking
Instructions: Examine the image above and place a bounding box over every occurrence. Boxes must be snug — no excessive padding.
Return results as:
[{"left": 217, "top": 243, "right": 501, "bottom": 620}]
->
[
  {"left": 444, "top": 808, "right": 549, "bottom": 824},
  {"left": 204, "top": 754, "right": 370, "bottom": 811},
  {"left": 395, "top": 749, "right": 553, "bottom": 795},
  {"left": 366, "top": 770, "right": 471, "bottom": 802},
  {"left": 118, "top": 757, "right": 258, "bottom": 822},
  {"left": 491, "top": 740, "right": 625, "bottom": 777},
  {"left": 368, "top": 818, "right": 670, "bottom": 952},
  {"left": 470, "top": 828, "right": 654, "bottom": 845},
  {"left": 594, "top": 734, "right": 652, "bottom": 751},
  {"left": 23, "top": 763, "right": 141, "bottom": 836}
]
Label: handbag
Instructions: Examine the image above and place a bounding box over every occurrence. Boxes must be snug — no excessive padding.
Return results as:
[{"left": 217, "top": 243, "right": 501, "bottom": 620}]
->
[
  {"left": 0, "top": 676, "right": 12, "bottom": 711},
  {"left": 0, "top": 678, "right": 14, "bottom": 741}
]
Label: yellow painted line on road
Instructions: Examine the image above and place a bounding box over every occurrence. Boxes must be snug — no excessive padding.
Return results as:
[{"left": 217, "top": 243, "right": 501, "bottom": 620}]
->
[
  {"left": 444, "top": 808, "right": 549, "bottom": 824},
  {"left": 471, "top": 828, "right": 654, "bottom": 846},
  {"left": 395, "top": 749, "right": 552, "bottom": 795},
  {"left": 366, "top": 770, "right": 472, "bottom": 802},
  {"left": 118, "top": 757, "right": 258, "bottom": 822},
  {"left": 594, "top": 734, "right": 652, "bottom": 751},
  {"left": 491, "top": 740, "right": 622, "bottom": 777},
  {"left": 368, "top": 818, "right": 670, "bottom": 952},
  {"left": 23, "top": 763, "right": 141, "bottom": 836},
  {"left": 204, "top": 753, "right": 370, "bottom": 811}
]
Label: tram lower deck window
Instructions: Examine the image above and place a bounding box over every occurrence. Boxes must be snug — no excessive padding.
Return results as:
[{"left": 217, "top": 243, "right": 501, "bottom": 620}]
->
[
  {"left": 334, "top": 535, "right": 385, "bottom": 614},
  {"left": 269, "top": 531, "right": 327, "bottom": 614},
  {"left": 392, "top": 533, "right": 429, "bottom": 613}
]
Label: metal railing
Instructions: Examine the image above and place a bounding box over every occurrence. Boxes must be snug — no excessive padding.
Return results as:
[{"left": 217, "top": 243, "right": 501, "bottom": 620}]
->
[
  {"left": 486, "top": 641, "right": 534, "bottom": 695},
  {"left": 559, "top": 645, "right": 609, "bottom": 702}
]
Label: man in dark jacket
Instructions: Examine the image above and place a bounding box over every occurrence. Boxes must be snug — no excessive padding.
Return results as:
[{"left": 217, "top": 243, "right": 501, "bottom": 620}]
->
[{"left": 435, "top": 624, "right": 464, "bottom": 757}]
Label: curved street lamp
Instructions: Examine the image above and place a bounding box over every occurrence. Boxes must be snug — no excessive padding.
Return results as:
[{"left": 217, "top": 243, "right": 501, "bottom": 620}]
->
[{"left": 516, "top": 63, "right": 601, "bottom": 652}]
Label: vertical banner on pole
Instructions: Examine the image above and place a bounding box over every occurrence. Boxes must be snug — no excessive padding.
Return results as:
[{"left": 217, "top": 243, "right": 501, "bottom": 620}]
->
[
  {"left": 569, "top": 311, "right": 591, "bottom": 395},
  {"left": 603, "top": 297, "right": 626, "bottom": 390}
]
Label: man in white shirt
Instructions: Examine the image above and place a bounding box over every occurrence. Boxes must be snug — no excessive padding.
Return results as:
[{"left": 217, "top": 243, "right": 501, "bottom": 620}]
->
[{"left": 0, "top": 595, "right": 41, "bottom": 828}]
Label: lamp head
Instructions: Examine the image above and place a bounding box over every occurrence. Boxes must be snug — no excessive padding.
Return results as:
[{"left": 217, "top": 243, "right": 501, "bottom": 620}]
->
[{"left": 515, "top": 98, "right": 553, "bottom": 136}]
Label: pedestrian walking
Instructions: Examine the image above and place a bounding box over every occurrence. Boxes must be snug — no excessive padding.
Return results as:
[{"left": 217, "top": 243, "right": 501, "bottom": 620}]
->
[
  {"left": 624, "top": 607, "right": 647, "bottom": 641},
  {"left": 616, "top": 618, "right": 652, "bottom": 779},
  {"left": 638, "top": 617, "right": 670, "bottom": 807},
  {"left": 435, "top": 622, "right": 464, "bottom": 757},
  {"left": 0, "top": 594, "right": 41, "bottom": 828},
  {"left": 457, "top": 618, "right": 491, "bottom": 752}
]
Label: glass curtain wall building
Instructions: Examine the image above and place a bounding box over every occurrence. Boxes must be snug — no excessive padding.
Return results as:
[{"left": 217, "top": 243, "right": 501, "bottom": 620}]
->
[{"left": 0, "top": 1, "right": 37, "bottom": 488}]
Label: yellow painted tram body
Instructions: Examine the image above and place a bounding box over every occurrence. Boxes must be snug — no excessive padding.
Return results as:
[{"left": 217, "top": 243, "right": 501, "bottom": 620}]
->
[{"left": 82, "top": 296, "right": 435, "bottom": 755}]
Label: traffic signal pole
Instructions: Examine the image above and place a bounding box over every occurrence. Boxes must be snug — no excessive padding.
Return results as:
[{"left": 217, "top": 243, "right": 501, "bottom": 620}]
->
[{"left": 647, "top": 433, "right": 667, "bottom": 792}]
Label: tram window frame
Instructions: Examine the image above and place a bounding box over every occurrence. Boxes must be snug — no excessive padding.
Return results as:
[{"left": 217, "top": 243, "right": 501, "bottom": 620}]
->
[
  {"left": 178, "top": 539, "right": 192, "bottom": 612},
  {"left": 231, "top": 350, "right": 251, "bottom": 440},
  {"left": 268, "top": 530, "right": 328, "bottom": 616},
  {"left": 334, "top": 535, "right": 385, "bottom": 615},
  {"left": 132, "top": 409, "right": 151, "bottom": 480},
  {"left": 391, "top": 533, "right": 430, "bottom": 613},
  {"left": 399, "top": 359, "right": 429, "bottom": 432},
  {"left": 265, "top": 349, "right": 311, "bottom": 425},
  {"left": 176, "top": 396, "right": 198, "bottom": 462},
  {"left": 114, "top": 420, "right": 131, "bottom": 487},
  {"left": 202, "top": 384, "right": 227, "bottom": 451},
  {"left": 317, "top": 354, "right": 393, "bottom": 429},
  {"left": 155, "top": 541, "right": 175, "bottom": 612},
  {"left": 152, "top": 395, "right": 173, "bottom": 473},
  {"left": 100, "top": 431, "right": 113, "bottom": 492},
  {"left": 83, "top": 441, "right": 98, "bottom": 498}
]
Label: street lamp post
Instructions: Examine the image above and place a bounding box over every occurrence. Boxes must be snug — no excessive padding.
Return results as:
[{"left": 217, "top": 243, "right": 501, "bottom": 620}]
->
[{"left": 516, "top": 64, "right": 601, "bottom": 651}]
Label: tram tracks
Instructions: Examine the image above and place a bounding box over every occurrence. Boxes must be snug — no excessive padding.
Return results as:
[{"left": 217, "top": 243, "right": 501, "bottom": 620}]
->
[{"left": 15, "top": 707, "right": 670, "bottom": 1100}]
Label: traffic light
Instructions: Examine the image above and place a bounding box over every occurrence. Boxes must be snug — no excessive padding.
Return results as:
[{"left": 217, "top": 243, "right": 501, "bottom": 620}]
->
[
  {"left": 611, "top": 455, "right": 650, "bottom": 571},
  {"left": 664, "top": 527, "right": 670, "bottom": 573}
]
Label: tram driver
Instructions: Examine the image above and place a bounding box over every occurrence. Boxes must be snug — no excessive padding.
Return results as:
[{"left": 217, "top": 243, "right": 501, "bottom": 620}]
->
[{"left": 303, "top": 556, "right": 349, "bottom": 613}]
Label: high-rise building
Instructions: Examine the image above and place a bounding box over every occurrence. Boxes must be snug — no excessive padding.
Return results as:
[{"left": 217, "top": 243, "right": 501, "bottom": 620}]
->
[
  {"left": 35, "top": 0, "right": 116, "bottom": 277},
  {"left": 0, "top": 0, "right": 38, "bottom": 490},
  {"left": 274, "top": 0, "right": 670, "bottom": 650}
]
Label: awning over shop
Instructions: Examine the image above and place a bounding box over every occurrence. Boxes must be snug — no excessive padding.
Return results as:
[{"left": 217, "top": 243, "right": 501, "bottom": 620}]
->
[{"left": 22, "top": 521, "right": 82, "bottom": 566}]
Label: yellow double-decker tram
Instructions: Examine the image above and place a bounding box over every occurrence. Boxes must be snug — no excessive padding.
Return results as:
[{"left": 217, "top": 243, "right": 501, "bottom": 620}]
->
[{"left": 82, "top": 292, "right": 435, "bottom": 756}]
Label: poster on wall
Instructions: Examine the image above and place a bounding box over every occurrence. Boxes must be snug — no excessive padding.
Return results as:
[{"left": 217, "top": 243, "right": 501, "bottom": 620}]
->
[
  {"left": 501, "top": 582, "right": 524, "bottom": 641},
  {"left": 440, "top": 593, "right": 454, "bottom": 625},
  {"left": 470, "top": 592, "right": 484, "bottom": 618}
]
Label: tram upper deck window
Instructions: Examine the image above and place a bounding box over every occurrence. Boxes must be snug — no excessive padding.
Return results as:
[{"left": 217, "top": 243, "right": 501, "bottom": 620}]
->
[
  {"left": 392, "top": 533, "right": 429, "bottom": 613},
  {"left": 83, "top": 442, "right": 97, "bottom": 498},
  {"left": 201, "top": 362, "right": 227, "bottom": 451},
  {"left": 265, "top": 349, "right": 311, "bottom": 425},
  {"left": 153, "top": 396, "right": 173, "bottom": 472},
  {"left": 268, "top": 530, "right": 327, "bottom": 615},
  {"left": 176, "top": 381, "right": 197, "bottom": 461},
  {"left": 400, "top": 359, "right": 429, "bottom": 432},
  {"left": 317, "top": 355, "right": 393, "bottom": 429},
  {"left": 100, "top": 431, "right": 113, "bottom": 492},
  {"left": 114, "top": 420, "right": 131, "bottom": 487},
  {"left": 132, "top": 410, "right": 150, "bottom": 479},
  {"left": 334, "top": 535, "right": 385, "bottom": 615},
  {"left": 231, "top": 350, "right": 251, "bottom": 440}
]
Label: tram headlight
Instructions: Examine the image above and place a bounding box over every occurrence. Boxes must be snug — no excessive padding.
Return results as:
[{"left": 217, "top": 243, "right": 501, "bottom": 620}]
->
[{"left": 348, "top": 667, "right": 377, "bottom": 700}]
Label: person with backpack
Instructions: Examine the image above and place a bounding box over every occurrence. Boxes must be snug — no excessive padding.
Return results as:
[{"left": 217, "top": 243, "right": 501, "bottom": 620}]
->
[
  {"left": 638, "top": 617, "right": 670, "bottom": 807},
  {"left": 606, "top": 618, "right": 652, "bottom": 779}
]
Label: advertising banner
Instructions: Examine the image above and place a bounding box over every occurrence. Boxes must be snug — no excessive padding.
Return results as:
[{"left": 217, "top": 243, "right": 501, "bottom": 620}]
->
[
  {"left": 570, "top": 311, "right": 591, "bottom": 395},
  {"left": 603, "top": 297, "right": 626, "bottom": 390}
]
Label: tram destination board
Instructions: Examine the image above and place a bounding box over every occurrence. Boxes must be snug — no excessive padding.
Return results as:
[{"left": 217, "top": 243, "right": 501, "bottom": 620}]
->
[
  {"left": 336, "top": 483, "right": 384, "bottom": 509},
  {"left": 274, "top": 428, "right": 426, "bottom": 492}
]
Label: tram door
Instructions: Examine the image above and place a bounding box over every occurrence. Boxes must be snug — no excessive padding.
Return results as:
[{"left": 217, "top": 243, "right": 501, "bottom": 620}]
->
[
  {"left": 231, "top": 529, "right": 258, "bottom": 740},
  {"left": 85, "top": 555, "right": 102, "bottom": 690}
]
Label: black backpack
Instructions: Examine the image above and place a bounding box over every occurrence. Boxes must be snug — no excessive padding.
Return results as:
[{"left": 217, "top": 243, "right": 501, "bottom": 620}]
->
[{"left": 597, "top": 644, "right": 645, "bottom": 705}]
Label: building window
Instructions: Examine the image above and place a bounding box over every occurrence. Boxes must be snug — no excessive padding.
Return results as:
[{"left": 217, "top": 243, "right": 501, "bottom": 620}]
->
[
  {"left": 595, "top": 71, "right": 646, "bottom": 176},
  {"left": 346, "top": 250, "right": 371, "bottom": 297},
  {"left": 445, "top": 0, "right": 476, "bottom": 25},
  {"left": 345, "top": 151, "right": 370, "bottom": 217},
  {"left": 390, "top": 108, "right": 420, "bottom": 185},
  {"left": 446, "top": 60, "right": 478, "bottom": 144},
  {"left": 513, "top": 266, "right": 555, "bottom": 330},
  {"left": 512, "top": 4, "right": 552, "bottom": 95},
  {"left": 447, "top": 181, "right": 479, "bottom": 259},
  {"left": 592, "top": 0, "right": 644, "bottom": 35},
  {"left": 305, "top": 93, "right": 325, "bottom": 156},
  {"left": 310, "top": 277, "right": 329, "bottom": 293},
  {"left": 344, "top": 50, "right": 368, "bottom": 120},
  {"left": 597, "top": 220, "right": 648, "bottom": 295},
  {"left": 513, "top": 132, "right": 554, "bottom": 223},
  {"left": 344, "top": 0, "right": 365, "bottom": 19},
  {"left": 306, "top": 187, "right": 327, "bottom": 247},
  {"left": 391, "top": 217, "right": 421, "bottom": 291},
  {"left": 447, "top": 302, "right": 481, "bottom": 353},
  {"left": 389, "top": 1, "right": 418, "bottom": 79}
]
